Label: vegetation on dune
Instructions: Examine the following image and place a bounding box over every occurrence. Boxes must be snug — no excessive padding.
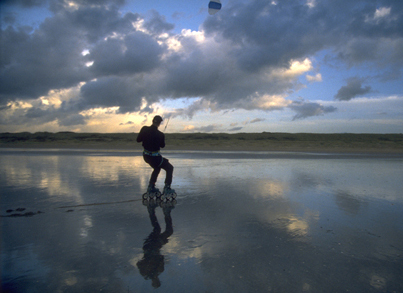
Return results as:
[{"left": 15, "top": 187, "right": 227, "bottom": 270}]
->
[
  {"left": 1, "top": 132, "right": 402, "bottom": 153},
  {"left": 0, "top": 132, "right": 136, "bottom": 144},
  {"left": 164, "top": 132, "right": 403, "bottom": 152}
]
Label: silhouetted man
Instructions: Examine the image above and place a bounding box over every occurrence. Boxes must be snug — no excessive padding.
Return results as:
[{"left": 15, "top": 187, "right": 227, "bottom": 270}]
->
[{"left": 136, "top": 115, "right": 175, "bottom": 195}]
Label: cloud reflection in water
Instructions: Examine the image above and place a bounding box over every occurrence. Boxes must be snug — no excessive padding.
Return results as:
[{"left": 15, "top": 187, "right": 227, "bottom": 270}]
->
[{"left": 1, "top": 150, "right": 402, "bottom": 292}]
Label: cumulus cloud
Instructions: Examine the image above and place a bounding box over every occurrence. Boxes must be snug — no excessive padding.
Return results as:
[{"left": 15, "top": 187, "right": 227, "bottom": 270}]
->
[
  {"left": 183, "top": 124, "right": 222, "bottom": 132},
  {"left": 306, "top": 73, "right": 322, "bottom": 83},
  {"left": 1, "top": 0, "right": 402, "bottom": 130},
  {"left": 334, "top": 78, "right": 372, "bottom": 101}
]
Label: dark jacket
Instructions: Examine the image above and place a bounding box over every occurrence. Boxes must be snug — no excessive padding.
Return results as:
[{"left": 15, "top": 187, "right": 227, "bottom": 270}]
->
[{"left": 136, "top": 125, "right": 165, "bottom": 152}]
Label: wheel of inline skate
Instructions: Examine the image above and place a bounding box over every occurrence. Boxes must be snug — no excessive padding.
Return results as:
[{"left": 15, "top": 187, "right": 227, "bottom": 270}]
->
[
  {"left": 142, "top": 193, "right": 148, "bottom": 200},
  {"left": 171, "top": 192, "right": 177, "bottom": 199},
  {"left": 155, "top": 191, "right": 162, "bottom": 198}
]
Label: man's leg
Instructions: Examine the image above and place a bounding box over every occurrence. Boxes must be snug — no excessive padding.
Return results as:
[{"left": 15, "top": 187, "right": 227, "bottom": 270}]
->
[
  {"left": 150, "top": 167, "right": 161, "bottom": 185},
  {"left": 144, "top": 155, "right": 162, "bottom": 189},
  {"left": 160, "top": 158, "right": 174, "bottom": 186}
]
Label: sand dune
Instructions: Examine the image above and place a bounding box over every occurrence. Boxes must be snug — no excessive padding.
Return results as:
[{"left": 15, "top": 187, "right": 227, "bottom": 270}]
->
[{"left": 1, "top": 132, "right": 402, "bottom": 153}]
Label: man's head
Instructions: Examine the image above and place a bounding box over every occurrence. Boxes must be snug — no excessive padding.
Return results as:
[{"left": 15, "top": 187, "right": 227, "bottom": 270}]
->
[{"left": 152, "top": 115, "right": 163, "bottom": 127}]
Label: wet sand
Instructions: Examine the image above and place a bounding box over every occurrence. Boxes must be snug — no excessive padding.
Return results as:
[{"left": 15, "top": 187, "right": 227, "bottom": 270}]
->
[{"left": 1, "top": 149, "right": 403, "bottom": 292}]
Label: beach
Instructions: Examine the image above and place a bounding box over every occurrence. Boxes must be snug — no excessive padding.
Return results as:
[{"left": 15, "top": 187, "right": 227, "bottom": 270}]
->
[{"left": 1, "top": 147, "right": 403, "bottom": 292}]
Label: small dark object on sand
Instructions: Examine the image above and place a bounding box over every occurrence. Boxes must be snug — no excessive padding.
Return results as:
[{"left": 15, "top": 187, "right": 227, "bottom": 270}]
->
[{"left": 2, "top": 210, "right": 44, "bottom": 217}]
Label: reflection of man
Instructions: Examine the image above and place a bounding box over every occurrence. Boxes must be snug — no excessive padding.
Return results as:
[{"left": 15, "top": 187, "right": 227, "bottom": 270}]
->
[
  {"left": 137, "top": 201, "right": 174, "bottom": 288},
  {"left": 136, "top": 115, "right": 175, "bottom": 196}
]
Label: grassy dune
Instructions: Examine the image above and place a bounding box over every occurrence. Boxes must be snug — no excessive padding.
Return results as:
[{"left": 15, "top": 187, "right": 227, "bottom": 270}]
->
[{"left": 1, "top": 132, "right": 403, "bottom": 153}]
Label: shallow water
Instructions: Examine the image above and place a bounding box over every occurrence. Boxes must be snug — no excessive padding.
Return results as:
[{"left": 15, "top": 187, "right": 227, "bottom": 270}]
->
[{"left": 1, "top": 149, "right": 403, "bottom": 292}]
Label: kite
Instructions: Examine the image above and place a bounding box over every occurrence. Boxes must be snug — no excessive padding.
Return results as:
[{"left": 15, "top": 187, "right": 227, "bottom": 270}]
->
[{"left": 208, "top": 0, "right": 222, "bottom": 15}]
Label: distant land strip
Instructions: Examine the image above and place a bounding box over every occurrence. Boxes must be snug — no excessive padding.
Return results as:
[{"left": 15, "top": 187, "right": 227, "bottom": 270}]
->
[{"left": 1, "top": 132, "right": 403, "bottom": 154}]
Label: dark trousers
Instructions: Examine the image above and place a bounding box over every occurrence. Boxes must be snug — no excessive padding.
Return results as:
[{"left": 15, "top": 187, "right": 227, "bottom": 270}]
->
[{"left": 143, "top": 155, "right": 174, "bottom": 186}]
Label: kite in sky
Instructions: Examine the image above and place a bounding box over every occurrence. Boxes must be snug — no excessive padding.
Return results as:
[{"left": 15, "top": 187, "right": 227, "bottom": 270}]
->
[{"left": 208, "top": 0, "right": 222, "bottom": 15}]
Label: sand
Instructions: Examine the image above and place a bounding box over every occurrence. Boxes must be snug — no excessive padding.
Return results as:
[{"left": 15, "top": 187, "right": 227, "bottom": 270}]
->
[{"left": 1, "top": 149, "right": 403, "bottom": 292}]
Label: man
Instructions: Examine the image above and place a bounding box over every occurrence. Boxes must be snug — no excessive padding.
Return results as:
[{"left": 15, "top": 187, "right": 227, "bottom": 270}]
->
[{"left": 137, "top": 115, "right": 175, "bottom": 195}]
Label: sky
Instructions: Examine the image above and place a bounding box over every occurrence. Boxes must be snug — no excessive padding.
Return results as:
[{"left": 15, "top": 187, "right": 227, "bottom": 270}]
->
[{"left": 1, "top": 0, "right": 402, "bottom": 134}]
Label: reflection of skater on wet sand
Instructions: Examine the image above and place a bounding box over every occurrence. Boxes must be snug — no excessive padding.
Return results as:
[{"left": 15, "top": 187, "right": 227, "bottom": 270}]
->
[{"left": 137, "top": 200, "right": 175, "bottom": 288}]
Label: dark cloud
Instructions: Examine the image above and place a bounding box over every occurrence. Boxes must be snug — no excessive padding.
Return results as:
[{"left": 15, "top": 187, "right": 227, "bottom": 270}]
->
[
  {"left": 0, "top": 3, "right": 141, "bottom": 104},
  {"left": 204, "top": 1, "right": 330, "bottom": 72},
  {"left": 334, "top": 78, "right": 372, "bottom": 101},
  {"left": 68, "top": 0, "right": 125, "bottom": 6},
  {"left": 58, "top": 114, "right": 87, "bottom": 126},
  {"left": 80, "top": 76, "right": 143, "bottom": 113},
  {"left": 228, "top": 127, "right": 243, "bottom": 132},
  {"left": 1, "top": 0, "right": 401, "bottom": 129},
  {"left": 143, "top": 10, "right": 175, "bottom": 35},
  {"left": 288, "top": 101, "right": 337, "bottom": 121},
  {"left": 88, "top": 31, "right": 164, "bottom": 76},
  {"left": 1, "top": 0, "right": 125, "bottom": 7},
  {"left": 67, "top": 6, "right": 140, "bottom": 42},
  {"left": 0, "top": 104, "right": 12, "bottom": 111},
  {"left": 250, "top": 118, "right": 265, "bottom": 124},
  {"left": 196, "top": 124, "right": 221, "bottom": 132},
  {"left": 25, "top": 107, "right": 50, "bottom": 119},
  {"left": 1, "top": 14, "right": 88, "bottom": 102},
  {"left": 203, "top": 0, "right": 403, "bottom": 73},
  {"left": 1, "top": 13, "right": 17, "bottom": 25},
  {"left": 0, "top": 0, "right": 48, "bottom": 7}
]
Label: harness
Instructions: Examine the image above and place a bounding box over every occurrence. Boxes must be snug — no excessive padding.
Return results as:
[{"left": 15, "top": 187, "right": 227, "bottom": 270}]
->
[
  {"left": 143, "top": 149, "right": 164, "bottom": 167},
  {"left": 143, "top": 149, "right": 161, "bottom": 157}
]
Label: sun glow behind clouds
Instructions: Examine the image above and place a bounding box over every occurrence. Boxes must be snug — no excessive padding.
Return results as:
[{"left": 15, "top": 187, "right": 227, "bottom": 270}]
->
[
  {"left": 306, "top": 0, "right": 316, "bottom": 8},
  {"left": 267, "top": 58, "right": 313, "bottom": 81},
  {"left": 288, "top": 59, "right": 313, "bottom": 76}
]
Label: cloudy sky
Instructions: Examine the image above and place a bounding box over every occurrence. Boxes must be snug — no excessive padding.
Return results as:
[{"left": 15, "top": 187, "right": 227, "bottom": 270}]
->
[{"left": 1, "top": 0, "right": 402, "bottom": 133}]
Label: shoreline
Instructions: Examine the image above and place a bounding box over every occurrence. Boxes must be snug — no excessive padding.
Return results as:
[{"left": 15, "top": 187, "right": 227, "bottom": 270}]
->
[{"left": 1, "top": 144, "right": 403, "bottom": 156}]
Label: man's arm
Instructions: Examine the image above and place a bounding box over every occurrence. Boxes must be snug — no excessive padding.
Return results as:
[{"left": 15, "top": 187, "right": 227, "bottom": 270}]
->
[
  {"left": 160, "top": 132, "right": 166, "bottom": 148},
  {"left": 136, "top": 127, "right": 145, "bottom": 142}
]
